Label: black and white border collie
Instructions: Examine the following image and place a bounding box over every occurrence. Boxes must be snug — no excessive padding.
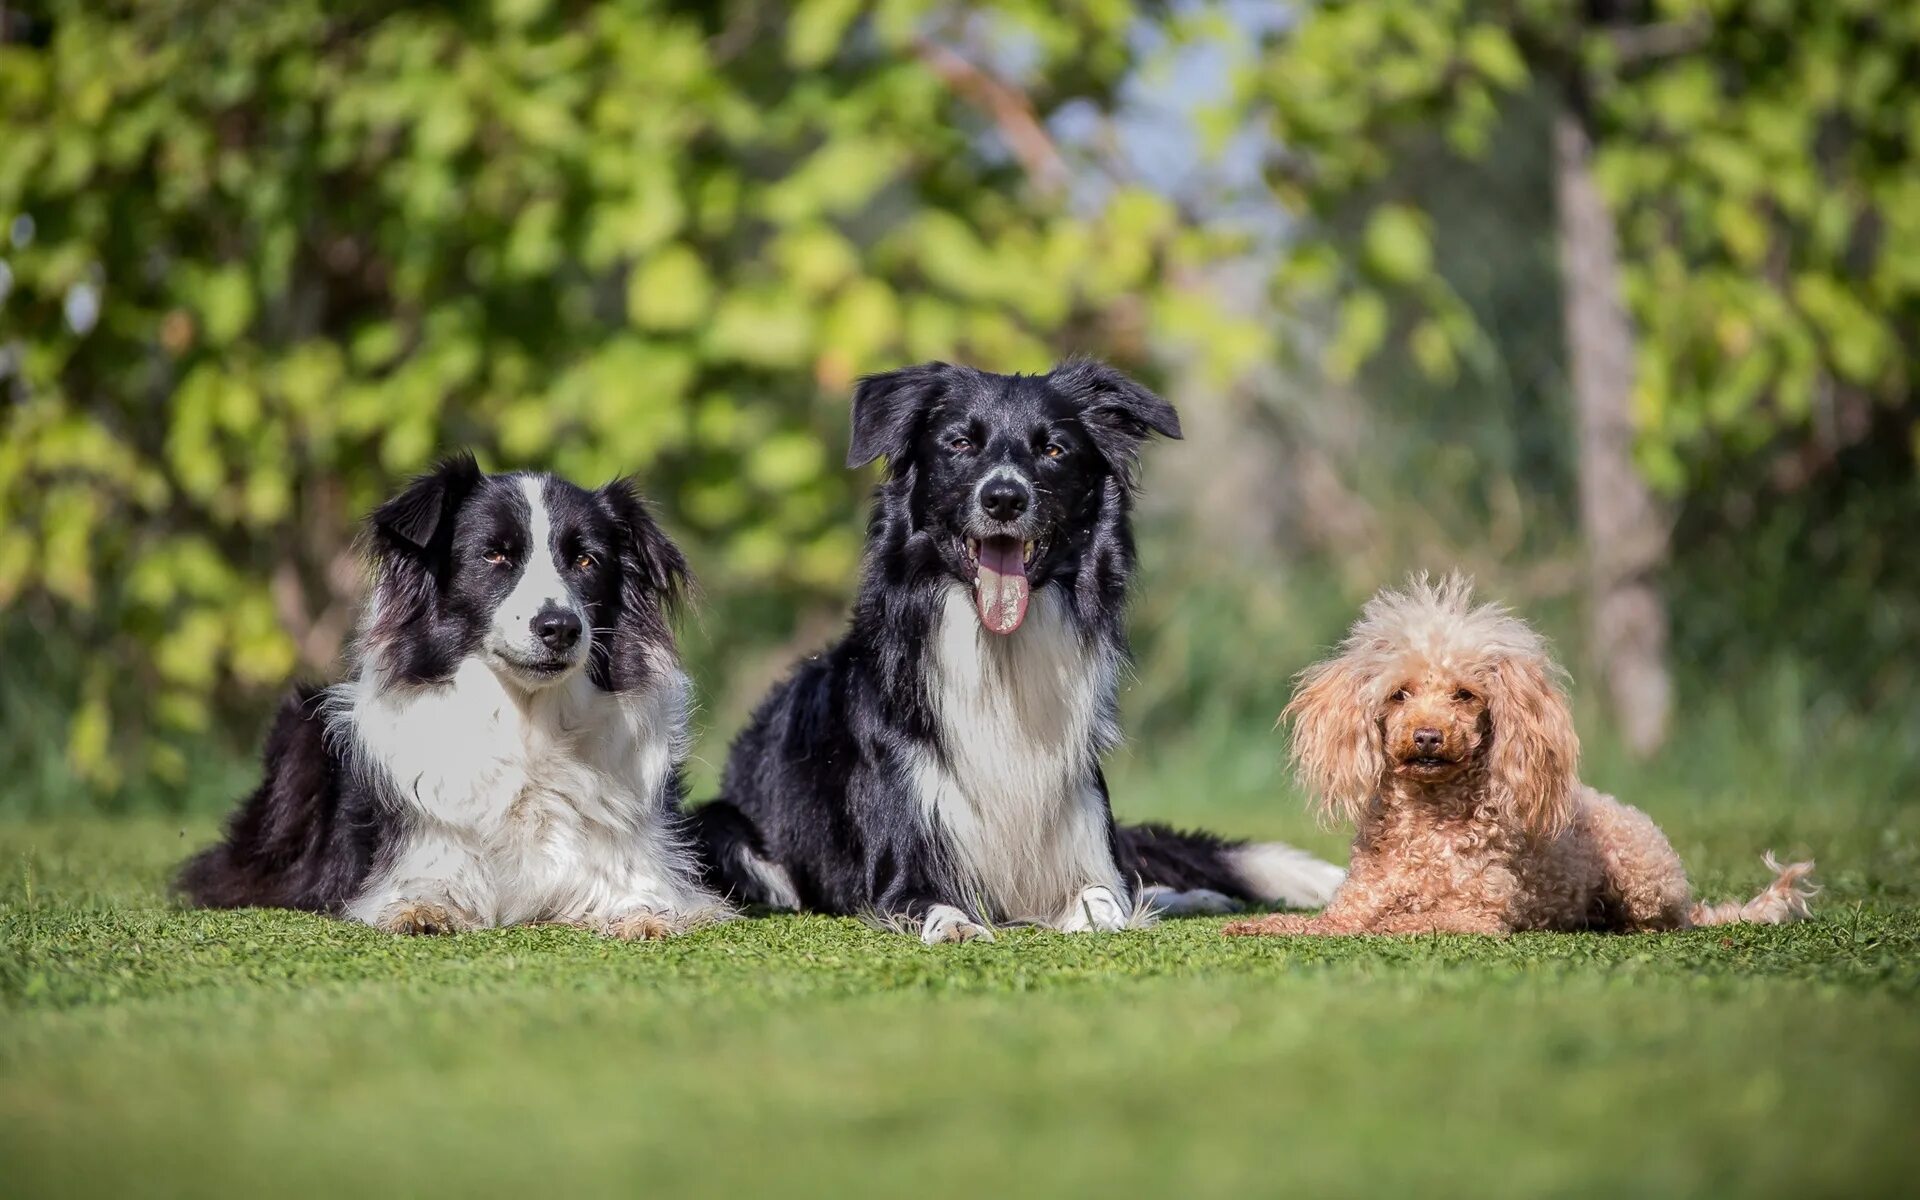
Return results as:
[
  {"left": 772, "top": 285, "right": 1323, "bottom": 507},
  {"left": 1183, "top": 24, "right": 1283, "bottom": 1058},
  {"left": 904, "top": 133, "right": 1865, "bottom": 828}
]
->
[
  {"left": 691, "top": 360, "right": 1343, "bottom": 943},
  {"left": 179, "top": 454, "right": 726, "bottom": 938}
]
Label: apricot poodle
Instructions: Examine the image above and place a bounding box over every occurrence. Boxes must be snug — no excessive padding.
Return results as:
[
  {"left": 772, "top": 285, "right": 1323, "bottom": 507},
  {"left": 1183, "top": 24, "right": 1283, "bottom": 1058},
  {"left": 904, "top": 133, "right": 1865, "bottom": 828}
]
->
[{"left": 1225, "top": 575, "right": 1815, "bottom": 938}]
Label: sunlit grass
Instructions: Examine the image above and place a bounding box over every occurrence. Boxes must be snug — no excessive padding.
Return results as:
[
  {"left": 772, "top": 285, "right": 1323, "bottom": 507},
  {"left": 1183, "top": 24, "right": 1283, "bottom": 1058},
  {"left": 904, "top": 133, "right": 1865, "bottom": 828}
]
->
[{"left": 4, "top": 755, "right": 1917, "bottom": 1198}]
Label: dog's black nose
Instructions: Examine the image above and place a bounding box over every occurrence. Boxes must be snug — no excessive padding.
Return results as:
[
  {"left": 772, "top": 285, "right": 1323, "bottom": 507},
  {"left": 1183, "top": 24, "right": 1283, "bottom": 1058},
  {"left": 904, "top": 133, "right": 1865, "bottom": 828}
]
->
[
  {"left": 534, "top": 608, "right": 582, "bottom": 653},
  {"left": 978, "top": 477, "right": 1030, "bottom": 522},
  {"left": 1413, "top": 727, "right": 1444, "bottom": 755}
]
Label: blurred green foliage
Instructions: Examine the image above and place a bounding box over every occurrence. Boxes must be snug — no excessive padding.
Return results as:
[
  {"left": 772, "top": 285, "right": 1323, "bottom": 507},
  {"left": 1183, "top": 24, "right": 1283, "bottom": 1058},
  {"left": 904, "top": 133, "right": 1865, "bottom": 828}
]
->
[
  {"left": 0, "top": 0, "right": 1258, "bottom": 790},
  {"left": 1228, "top": 0, "right": 1919, "bottom": 489},
  {"left": 1, "top": 0, "right": 1914, "bottom": 805}
]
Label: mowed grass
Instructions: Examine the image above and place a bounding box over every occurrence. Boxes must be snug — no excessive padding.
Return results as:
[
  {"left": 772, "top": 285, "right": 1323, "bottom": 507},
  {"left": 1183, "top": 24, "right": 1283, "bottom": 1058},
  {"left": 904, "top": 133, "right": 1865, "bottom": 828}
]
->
[{"left": 3, "top": 747, "right": 1919, "bottom": 1199}]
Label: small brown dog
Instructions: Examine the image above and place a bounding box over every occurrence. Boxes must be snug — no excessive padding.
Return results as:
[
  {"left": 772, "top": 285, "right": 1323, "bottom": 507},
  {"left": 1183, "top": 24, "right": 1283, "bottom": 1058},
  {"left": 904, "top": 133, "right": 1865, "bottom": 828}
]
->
[{"left": 1225, "top": 575, "right": 1815, "bottom": 937}]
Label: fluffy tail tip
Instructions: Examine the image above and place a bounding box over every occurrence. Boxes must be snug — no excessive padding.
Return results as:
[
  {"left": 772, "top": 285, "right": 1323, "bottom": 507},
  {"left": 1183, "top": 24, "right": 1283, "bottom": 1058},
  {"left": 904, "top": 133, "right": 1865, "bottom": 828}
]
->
[
  {"left": 1228, "top": 842, "right": 1345, "bottom": 909},
  {"left": 1690, "top": 852, "right": 1818, "bottom": 927}
]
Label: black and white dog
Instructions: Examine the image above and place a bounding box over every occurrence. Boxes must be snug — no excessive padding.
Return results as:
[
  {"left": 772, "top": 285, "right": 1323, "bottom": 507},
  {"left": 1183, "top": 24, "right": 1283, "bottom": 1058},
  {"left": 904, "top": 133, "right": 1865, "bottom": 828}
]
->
[
  {"left": 691, "top": 360, "right": 1343, "bottom": 943},
  {"left": 178, "top": 454, "right": 726, "bottom": 938}
]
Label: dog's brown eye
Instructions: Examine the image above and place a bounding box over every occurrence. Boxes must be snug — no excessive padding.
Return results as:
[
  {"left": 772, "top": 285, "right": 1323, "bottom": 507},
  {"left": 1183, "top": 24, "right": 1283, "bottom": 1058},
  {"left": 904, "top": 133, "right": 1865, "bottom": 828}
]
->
[
  {"left": 1453, "top": 688, "right": 1476, "bottom": 703},
  {"left": 484, "top": 549, "right": 510, "bottom": 566},
  {"left": 1389, "top": 688, "right": 1410, "bottom": 703},
  {"left": 575, "top": 553, "right": 596, "bottom": 571},
  {"left": 949, "top": 436, "right": 973, "bottom": 453},
  {"left": 1042, "top": 442, "right": 1065, "bottom": 459}
]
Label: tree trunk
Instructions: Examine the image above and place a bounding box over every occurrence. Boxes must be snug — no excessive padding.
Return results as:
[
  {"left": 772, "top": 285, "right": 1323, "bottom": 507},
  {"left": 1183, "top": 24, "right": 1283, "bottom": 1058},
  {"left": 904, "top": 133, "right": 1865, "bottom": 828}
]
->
[{"left": 1553, "top": 110, "right": 1671, "bottom": 756}]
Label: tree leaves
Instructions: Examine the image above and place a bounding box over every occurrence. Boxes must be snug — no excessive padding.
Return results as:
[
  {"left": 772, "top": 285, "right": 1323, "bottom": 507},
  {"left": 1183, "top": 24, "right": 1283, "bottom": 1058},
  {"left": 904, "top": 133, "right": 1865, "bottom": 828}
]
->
[
  {"left": 626, "top": 245, "right": 713, "bottom": 332},
  {"left": 1242, "top": 0, "right": 1917, "bottom": 495},
  {"left": 0, "top": 1, "right": 1167, "bottom": 789},
  {"left": 788, "top": 0, "right": 864, "bottom": 69},
  {"left": 13, "top": 0, "right": 1908, "bottom": 793},
  {"left": 1363, "top": 205, "right": 1433, "bottom": 284}
]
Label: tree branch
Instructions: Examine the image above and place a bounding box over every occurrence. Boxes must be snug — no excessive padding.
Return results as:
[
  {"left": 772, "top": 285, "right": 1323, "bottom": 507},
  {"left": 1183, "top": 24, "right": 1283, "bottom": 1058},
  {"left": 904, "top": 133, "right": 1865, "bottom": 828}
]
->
[{"left": 912, "top": 37, "right": 1068, "bottom": 199}]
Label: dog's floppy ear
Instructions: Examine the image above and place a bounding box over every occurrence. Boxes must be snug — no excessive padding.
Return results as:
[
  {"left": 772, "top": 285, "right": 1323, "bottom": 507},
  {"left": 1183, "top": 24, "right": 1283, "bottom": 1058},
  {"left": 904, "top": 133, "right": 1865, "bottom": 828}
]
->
[
  {"left": 1283, "top": 653, "right": 1384, "bottom": 826},
  {"left": 599, "top": 478, "right": 691, "bottom": 616},
  {"left": 1050, "top": 359, "right": 1181, "bottom": 483},
  {"left": 589, "top": 478, "right": 692, "bottom": 692},
  {"left": 1485, "top": 653, "right": 1580, "bottom": 838},
  {"left": 361, "top": 452, "right": 483, "bottom": 683},
  {"left": 370, "top": 451, "right": 483, "bottom": 553},
  {"left": 847, "top": 362, "right": 959, "bottom": 470}
]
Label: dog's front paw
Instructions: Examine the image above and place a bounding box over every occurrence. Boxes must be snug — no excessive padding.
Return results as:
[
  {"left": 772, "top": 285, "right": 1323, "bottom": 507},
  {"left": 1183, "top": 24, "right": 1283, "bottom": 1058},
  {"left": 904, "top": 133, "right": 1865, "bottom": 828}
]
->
[
  {"left": 375, "top": 900, "right": 475, "bottom": 936},
  {"left": 1222, "top": 913, "right": 1312, "bottom": 937},
  {"left": 604, "top": 909, "right": 682, "bottom": 941},
  {"left": 920, "top": 903, "right": 995, "bottom": 945},
  {"left": 1059, "top": 884, "right": 1132, "bottom": 932}
]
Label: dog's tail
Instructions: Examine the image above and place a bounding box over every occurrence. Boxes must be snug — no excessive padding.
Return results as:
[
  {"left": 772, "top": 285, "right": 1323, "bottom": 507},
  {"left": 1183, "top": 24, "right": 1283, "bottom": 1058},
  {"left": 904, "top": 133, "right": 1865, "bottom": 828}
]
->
[
  {"left": 682, "top": 800, "right": 802, "bottom": 911},
  {"left": 1115, "top": 822, "right": 1344, "bottom": 915},
  {"left": 1688, "top": 853, "right": 1818, "bottom": 927}
]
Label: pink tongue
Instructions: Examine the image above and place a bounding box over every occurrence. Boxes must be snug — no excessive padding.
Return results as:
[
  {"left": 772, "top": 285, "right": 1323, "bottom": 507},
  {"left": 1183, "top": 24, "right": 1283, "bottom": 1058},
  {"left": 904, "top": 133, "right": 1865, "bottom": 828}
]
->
[{"left": 974, "top": 536, "right": 1029, "bottom": 635}]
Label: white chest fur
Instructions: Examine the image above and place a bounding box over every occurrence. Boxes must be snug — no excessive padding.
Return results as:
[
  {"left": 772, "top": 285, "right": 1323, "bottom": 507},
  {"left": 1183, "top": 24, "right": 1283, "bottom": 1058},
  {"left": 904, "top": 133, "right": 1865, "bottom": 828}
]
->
[
  {"left": 912, "top": 585, "right": 1127, "bottom": 924},
  {"left": 334, "top": 658, "right": 713, "bottom": 928}
]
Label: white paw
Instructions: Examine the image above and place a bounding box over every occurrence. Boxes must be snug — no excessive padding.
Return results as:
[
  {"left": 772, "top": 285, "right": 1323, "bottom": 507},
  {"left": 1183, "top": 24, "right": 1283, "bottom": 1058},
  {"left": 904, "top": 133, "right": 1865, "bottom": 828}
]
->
[
  {"left": 1139, "top": 886, "right": 1243, "bottom": 916},
  {"left": 920, "top": 903, "right": 995, "bottom": 945},
  {"left": 370, "top": 899, "right": 479, "bottom": 936},
  {"left": 1059, "top": 884, "right": 1131, "bottom": 932}
]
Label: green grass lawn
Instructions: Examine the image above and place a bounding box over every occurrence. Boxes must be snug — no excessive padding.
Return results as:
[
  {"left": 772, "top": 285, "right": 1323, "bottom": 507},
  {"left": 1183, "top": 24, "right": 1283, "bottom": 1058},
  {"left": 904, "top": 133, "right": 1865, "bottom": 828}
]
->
[{"left": 4, "top": 756, "right": 1919, "bottom": 1199}]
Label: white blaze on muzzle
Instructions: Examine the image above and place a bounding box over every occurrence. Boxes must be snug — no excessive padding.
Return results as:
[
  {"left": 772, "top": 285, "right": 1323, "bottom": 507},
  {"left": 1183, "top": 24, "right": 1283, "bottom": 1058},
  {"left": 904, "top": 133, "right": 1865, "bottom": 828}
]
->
[{"left": 489, "top": 476, "right": 588, "bottom": 668}]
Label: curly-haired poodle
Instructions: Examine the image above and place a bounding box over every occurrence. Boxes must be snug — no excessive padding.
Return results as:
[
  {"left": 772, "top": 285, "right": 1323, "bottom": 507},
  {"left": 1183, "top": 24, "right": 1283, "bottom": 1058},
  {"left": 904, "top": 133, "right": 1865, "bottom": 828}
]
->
[{"left": 1225, "top": 575, "right": 1815, "bottom": 937}]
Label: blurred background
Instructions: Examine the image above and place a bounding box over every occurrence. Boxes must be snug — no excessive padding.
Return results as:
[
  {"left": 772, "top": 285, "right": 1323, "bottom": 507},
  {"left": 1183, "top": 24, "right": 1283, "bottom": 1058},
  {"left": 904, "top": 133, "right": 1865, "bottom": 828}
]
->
[{"left": 0, "top": 0, "right": 1913, "bottom": 827}]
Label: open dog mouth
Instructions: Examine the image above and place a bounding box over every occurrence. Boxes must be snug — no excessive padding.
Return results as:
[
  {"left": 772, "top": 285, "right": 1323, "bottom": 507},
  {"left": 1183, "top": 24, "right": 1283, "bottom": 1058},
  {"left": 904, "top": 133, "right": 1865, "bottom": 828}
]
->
[{"left": 962, "top": 534, "right": 1039, "bottom": 635}]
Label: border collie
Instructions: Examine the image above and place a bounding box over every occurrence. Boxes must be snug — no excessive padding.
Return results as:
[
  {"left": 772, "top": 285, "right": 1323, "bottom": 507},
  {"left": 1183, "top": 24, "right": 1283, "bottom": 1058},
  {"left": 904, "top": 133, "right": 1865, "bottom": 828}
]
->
[
  {"left": 178, "top": 454, "right": 726, "bottom": 938},
  {"left": 690, "top": 360, "right": 1343, "bottom": 943}
]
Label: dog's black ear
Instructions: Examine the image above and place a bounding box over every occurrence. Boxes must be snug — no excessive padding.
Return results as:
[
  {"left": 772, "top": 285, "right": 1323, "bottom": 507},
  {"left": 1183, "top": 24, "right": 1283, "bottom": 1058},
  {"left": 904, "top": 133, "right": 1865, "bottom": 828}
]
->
[
  {"left": 371, "top": 451, "right": 483, "bottom": 552},
  {"left": 847, "top": 362, "right": 960, "bottom": 470},
  {"left": 600, "top": 478, "right": 691, "bottom": 616},
  {"left": 1053, "top": 358, "right": 1182, "bottom": 442}
]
